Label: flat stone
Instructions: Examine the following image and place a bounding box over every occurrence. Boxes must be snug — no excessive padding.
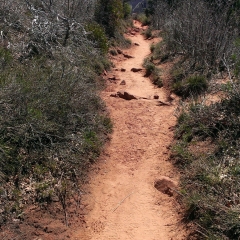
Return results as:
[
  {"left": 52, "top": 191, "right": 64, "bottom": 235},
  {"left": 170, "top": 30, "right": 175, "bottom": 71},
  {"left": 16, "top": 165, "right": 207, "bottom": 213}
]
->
[
  {"left": 117, "top": 91, "right": 137, "bottom": 100},
  {"left": 131, "top": 68, "right": 142, "bottom": 72}
]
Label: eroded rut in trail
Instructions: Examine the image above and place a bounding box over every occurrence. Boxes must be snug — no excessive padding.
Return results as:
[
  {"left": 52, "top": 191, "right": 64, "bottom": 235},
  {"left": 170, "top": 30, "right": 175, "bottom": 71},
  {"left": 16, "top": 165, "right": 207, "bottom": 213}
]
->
[{"left": 73, "top": 22, "right": 187, "bottom": 240}]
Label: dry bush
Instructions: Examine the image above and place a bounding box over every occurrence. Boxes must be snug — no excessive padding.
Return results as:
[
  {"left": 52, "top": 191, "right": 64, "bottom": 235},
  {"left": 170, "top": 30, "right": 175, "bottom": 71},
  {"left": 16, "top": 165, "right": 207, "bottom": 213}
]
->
[
  {"left": 168, "top": 0, "right": 236, "bottom": 68},
  {"left": 0, "top": 0, "right": 112, "bottom": 226},
  {"left": 173, "top": 83, "right": 240, "bottom": 238},
  {"left": 147, "top": 0, "right": 239, "bottom": 88}
]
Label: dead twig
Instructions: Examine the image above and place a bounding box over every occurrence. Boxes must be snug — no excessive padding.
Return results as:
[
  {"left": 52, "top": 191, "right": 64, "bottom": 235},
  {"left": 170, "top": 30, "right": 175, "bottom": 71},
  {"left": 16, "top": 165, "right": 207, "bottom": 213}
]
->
[{"left": 112, "top": 191, "right": 134, "bottom": 212}]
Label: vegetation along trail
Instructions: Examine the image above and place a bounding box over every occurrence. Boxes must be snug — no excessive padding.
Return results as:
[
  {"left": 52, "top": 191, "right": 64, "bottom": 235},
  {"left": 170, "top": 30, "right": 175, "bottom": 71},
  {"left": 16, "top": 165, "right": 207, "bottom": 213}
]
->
[{"left": 74, "top": 22, "right": 187, "bottom": 240}]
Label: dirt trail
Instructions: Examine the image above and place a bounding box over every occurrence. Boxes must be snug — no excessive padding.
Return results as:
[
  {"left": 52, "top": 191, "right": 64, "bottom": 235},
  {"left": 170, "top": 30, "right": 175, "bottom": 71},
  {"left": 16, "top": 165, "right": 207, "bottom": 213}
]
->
[{"left": 73, "top": 22, "right": 187, "bottom": 240}]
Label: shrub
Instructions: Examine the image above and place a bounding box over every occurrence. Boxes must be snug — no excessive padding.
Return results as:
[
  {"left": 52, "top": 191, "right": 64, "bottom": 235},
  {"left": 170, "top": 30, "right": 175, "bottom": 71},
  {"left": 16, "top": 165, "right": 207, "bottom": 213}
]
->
[
  {"left": 85, "top": 22, "right": 109, "bottom": 54},
  {"left": 143, "top": 58, "right": 155, "bottom": 76},
  {"left": 150, "top": 43, "right": 155, "bottom": 53},
  {"left": 171, "top": 65, "right": 185, "bottom": 82},
  {"left": 136, "top": 13, "right": 151, "bottom": 26},
  {"left": 0, "top": 0, "right": 113, "bottom": 226},
  {"left": 92, "top": 55, "right": 111, "bottom": 74},
  {"left": 123, "top": 2, "right": 132, "bottom": 19},
  {"left": 173, "top": 84, "right": 240, "bottom": 238},
  {"left": 186, "top": 75, "right": 207, "bottom": 93},
  {"left": 152, "top": 76, "right": 163, "bottom": 87},
  {"left": 143, "top": 57, "right": 162, "bottom": 87},
  {"left": 143, "top": 28, "right": 152, "bottom": 39},
  {"left": 173, "top": 75, "right": 208, "bottom": 98},
  {"left": 95, "top": 0, "right": 124, "bottom": 37},
  {"left": 152, "top": 42, "right": 163, "bottom": 60}
]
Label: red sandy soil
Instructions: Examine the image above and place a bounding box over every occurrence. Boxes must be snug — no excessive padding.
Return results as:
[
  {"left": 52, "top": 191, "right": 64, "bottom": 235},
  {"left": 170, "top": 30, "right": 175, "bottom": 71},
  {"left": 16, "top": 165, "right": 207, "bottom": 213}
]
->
[{"left": 71, "top": 21, "right": 188, "bottom": 240}]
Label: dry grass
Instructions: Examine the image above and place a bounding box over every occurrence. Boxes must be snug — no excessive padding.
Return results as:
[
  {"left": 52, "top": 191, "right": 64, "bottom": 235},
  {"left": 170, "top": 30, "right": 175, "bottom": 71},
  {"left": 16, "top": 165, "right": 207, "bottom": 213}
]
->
[{"left": 172, "top": 85, "right": 240, "bottom": 239}]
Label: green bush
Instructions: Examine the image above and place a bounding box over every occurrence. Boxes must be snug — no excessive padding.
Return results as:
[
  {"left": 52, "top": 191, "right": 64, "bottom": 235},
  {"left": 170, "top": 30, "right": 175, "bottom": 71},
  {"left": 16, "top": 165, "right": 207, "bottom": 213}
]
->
[
  {"left": 136, "top": 13, "right": 151, "bottom": 26},
  {"left": 151, "top": 42, "right": 163, "bottom": 60},
  {"left": 143, "top": 58, "right": 162, "bottom": 87},
  {"left": 150, "top": 43, "right": 155, "bottom": 53},
  {"left": 95, "top": 0, "right": 124, "bottom": 37},
  {"left": 143, "top": 58, "right": 155, "bottom": 76},
  {"left": 0, "top": 21, "right": 113, "bottom": 227},
  {"left": 0, "top": 47, "right": 13, "bottom": 68},
  {"left": 173, "top": 75, "right": 208, "bottom": 98},
  {"left": 143, "top": 28, "right": 152, "bottom": 39},
  {"left": 152, "top": 76, "right": 163, "bottom": 87},
  {"left": 92, "top": 55, "right": 111, "bottom": 74},
  {"left": 187, "top": 75, "right": 207, "bottom": 91},
  {"left": 171, "top": 66, "right": 185, "bottom": 82},
  {"left": 123, "top": 2, "right": 132, "bottom": 19},
  {"left": 85, "top": 22, "right": 109, "bottom": 54}
]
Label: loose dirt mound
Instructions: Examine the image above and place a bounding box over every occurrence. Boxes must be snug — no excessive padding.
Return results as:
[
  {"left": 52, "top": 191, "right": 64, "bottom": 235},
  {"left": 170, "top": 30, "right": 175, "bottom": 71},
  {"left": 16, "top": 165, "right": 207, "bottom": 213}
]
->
[{"left": 72, "top": 21, "right": 187, "bottom": 240}]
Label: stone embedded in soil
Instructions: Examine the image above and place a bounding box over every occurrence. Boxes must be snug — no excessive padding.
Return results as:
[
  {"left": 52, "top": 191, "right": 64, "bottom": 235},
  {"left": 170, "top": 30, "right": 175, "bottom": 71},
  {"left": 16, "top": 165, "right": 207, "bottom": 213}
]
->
[
  {"left": 134, "top": 43, "right": 140, "bottom": 46},
  {"left": 121, "top": 68, "right": 126, "bottom": 72},
  {"left": 154, "top": 177, "right": 177, "bottom": 197},
  {"left": 167, "top": 94, "right": 175, "bottom": 102},
  {"left": 117, "top": 91, "right": 137, "bottom": 100},
  {"left": 123, "top": 53, "right": 134, "bottom": 59},
  {"left": 131, "top": 68, "right": 142, "bottom": 72},
  {"left": 157, "top": 100, "right": 171, "bottom": 106},
  {"left": 154, "top": 95, "right": 159, "bottom": 99},
  {"left": 108, "top": 76, "right": 116, "bottom": 80},
  {"left": 110, "top": 93, "right": 118, "bottom": 98},
  {"left": 117, "top": 49, "right": 122, "bottom": 54},
  {"left": 120, "top": 80, "right": 126, "bottom": 85},
  {"left": 147, "top": 36, "right": 154, "bottom": 40}
]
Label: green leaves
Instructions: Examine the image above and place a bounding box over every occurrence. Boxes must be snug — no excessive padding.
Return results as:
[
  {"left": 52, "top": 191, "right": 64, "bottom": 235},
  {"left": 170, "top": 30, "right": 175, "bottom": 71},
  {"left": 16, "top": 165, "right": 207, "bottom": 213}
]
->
[{"left": 95, "top": 0, "right": 124, "bottom": 37}]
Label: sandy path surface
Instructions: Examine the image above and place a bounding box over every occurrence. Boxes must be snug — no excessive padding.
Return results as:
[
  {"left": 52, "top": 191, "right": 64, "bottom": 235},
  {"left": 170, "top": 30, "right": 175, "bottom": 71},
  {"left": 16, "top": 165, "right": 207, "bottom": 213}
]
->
[{"left": 72, "top": 22, "right": 187, "bottom": 240}]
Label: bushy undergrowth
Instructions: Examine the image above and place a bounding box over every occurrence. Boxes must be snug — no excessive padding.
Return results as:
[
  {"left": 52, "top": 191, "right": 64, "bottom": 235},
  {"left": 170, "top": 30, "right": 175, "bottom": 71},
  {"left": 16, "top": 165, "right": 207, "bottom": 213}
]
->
[
  {"left": 134, "top": 13, "right": 151, "bottom": 26},
  {"left": 172, "top": 83, "right": 240, "bottom": 239},
  {"left": 150, "top": 42, "right": 165, "bottom": 60},
  {"left": 143, "top": 28, "right": 152, "bottom": 39},
  {"left": 173, "top": 75, "right": 208, "bottom": 98},
  {"left": 85, "top": 22, "right": 109, "bottom": 54},
  {"left": 145, "top": 0, "right": 240, "bottom": 98},
  {"left": 0, "top": 1, "right": 113, "bottom": 226},
  {"left": 143, "top": 58, "right": 163, "bottom": 87}
]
